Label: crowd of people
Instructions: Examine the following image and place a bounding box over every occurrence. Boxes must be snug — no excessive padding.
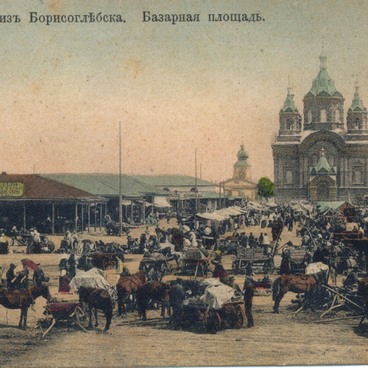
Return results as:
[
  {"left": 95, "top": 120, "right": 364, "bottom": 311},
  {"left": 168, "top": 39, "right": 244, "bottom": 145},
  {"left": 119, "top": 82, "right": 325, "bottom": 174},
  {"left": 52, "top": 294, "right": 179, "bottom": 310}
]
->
[{"left": 0, "top": 200, "right": 367, "bottom": 333}]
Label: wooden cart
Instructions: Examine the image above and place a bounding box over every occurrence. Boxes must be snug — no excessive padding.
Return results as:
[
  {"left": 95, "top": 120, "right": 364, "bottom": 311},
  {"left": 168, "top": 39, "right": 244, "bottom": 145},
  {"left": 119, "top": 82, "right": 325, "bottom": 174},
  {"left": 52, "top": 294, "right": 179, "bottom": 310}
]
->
[{"left": 37, "top": 301, "right": 88, "bottom": 337}]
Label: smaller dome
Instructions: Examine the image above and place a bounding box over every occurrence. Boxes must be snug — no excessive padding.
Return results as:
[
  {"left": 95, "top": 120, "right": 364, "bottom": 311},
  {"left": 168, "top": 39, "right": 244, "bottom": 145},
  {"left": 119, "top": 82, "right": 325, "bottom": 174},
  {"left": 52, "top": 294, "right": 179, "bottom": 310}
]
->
[{"left": 237, "top": 144, "right": 248, "bottom": 161}]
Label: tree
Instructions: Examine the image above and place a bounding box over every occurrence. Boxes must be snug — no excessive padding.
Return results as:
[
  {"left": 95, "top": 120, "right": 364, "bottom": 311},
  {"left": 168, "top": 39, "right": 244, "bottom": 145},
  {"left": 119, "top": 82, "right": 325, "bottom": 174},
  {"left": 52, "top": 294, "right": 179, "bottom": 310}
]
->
[{"left": 257, "top": 177, "right": 275, "bottom": 200}]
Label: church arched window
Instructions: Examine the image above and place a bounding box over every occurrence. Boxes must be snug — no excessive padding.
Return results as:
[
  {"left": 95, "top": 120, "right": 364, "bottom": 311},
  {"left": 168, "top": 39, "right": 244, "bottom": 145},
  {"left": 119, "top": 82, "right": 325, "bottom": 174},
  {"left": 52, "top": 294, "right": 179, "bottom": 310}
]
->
[
  {"left": 286, "top": 119, "right": 292, "bottom": 130},
  {"left": 352, "top": 160, "right": 365, "bottom": 185},
  {"left": 355, "top": 118, "right": 361, "bottom": 129},
  {"left": 307, "top": 110, "right": 312, "bottom": 123},
  {"left": 320, "top": 109, "right": 327, "bottom": 123},
  {"left": 334, "top": 109, "right": 340, "bottom": 122}
]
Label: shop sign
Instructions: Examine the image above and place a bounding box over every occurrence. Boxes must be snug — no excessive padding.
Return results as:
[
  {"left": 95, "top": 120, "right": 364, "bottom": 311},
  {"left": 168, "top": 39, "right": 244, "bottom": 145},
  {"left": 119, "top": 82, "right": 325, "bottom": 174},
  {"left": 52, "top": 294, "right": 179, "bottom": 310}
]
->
[{"left": 0, "top": 182, "right": 24, "bottom": 197}]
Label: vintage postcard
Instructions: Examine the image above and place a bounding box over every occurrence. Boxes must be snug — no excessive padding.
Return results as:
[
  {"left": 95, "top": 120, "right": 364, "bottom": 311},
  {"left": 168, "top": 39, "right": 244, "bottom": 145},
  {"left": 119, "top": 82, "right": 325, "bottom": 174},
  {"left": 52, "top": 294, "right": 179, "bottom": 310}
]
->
[{"left": 0, "top": 0, "right": 367, "bottom": 367}]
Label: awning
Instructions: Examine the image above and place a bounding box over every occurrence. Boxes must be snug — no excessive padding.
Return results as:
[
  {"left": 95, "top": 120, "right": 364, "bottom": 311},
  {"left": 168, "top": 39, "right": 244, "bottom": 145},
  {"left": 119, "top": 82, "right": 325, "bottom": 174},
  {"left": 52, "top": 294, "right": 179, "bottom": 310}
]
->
[
  {"left": 196, "top": 212, "right": 224, "bottom": 221},
  {"left": 153, "top": 196, "right": 172, "bottom": 208}
]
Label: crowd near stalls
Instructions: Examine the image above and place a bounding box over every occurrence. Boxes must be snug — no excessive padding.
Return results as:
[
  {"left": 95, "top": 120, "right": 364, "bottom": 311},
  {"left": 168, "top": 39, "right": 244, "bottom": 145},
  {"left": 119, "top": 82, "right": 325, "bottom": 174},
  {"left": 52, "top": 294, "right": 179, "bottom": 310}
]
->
[{"left": 2, "top": 199, "right": 368, "bottom": 335}]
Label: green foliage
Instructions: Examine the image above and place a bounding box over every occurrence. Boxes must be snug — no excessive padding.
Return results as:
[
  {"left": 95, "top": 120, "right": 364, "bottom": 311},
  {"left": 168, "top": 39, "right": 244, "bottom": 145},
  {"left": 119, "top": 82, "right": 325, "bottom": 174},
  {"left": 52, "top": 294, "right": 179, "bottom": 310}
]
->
[{"left": 257, "top": 177, "right": 275, "bottom": 198}]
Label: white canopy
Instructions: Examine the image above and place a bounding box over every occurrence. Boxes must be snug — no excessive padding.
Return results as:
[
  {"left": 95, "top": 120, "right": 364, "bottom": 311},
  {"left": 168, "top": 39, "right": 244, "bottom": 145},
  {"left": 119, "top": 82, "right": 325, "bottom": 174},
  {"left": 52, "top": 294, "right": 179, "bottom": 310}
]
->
[
  {"left": 69, "top": 268, "right": 110, "bottom": 292},
  {"left": 153, "top": 196, "right": 172, "bottom": 208},
  {"left": 196, "top": 212, "right": 224, "bottom": 221},
  {"left": 199, "top": 278, "right": 237, "bottom": 310}
]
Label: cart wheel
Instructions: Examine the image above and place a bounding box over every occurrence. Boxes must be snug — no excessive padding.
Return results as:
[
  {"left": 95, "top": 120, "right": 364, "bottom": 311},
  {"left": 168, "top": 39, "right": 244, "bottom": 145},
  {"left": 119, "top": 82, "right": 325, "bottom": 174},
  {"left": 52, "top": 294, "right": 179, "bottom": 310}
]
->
[
  {"left": 222, "top": 304, "right": 244, "bottom": 329},
  {"left": 74, "top": 306, "right": 89, "bottom": 330},
  {"left": 206, "top": 310, "right": 221, "bottom": 333}
]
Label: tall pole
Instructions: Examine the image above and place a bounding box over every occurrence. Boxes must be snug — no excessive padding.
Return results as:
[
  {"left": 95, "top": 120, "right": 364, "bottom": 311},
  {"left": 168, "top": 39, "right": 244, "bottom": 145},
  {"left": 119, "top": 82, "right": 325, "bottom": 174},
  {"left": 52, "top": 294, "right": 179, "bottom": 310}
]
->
[
  {"left": 195, "top": 148, "right": 198, "bottom": 212},
  {"left": 219, "top": 181, "right": 222, "bottom": 209},
  {"left": 119, "top": 121, "right": 123, "bottom": 237}
]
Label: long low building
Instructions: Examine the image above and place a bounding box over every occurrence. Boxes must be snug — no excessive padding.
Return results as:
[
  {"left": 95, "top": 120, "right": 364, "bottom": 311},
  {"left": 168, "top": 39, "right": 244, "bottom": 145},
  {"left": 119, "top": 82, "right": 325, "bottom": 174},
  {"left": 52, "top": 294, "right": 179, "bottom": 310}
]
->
[
  {"left": 0, "top": 173, "right": 106, "bottom": 234},
  {"left": 42, "top": 173, "right": 170, "bottom": 225},
  {"left": 0, "top": 172, "right": 234, "bottom": 234}
]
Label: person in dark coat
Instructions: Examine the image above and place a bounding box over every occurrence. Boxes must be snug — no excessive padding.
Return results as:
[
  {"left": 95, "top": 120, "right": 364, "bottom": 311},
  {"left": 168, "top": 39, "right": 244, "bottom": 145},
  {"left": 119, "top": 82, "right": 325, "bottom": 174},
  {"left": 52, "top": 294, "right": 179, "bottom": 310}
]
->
[
  {"left": 169, "top": 279, "right": 186, "bottom": 328},
  {"left": 243, "top": 277, "right": 255, "bottom": 328},
  {"left": 212, "top": 261, "right": 228, "bottom": 283},
  {"left": 280, "top": 249, "right": 291, "bottom": 275},
  {"left": 33, "top": 265, "right": 49, "bottom": 287},
  {"left": 6, "top": 263, "right": 17, "bottom": 290}
]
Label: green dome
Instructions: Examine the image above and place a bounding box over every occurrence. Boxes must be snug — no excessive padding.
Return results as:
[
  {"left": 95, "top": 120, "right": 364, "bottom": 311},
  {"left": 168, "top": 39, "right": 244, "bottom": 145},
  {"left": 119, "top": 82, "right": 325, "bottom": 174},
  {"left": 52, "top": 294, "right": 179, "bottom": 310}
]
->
[
  {"left": 349, "top": 82, "right": 366, "bottom": 111},
  {"left": 308, "top": 52, "right": 340, "bottom": 97},
  {"left": 282, "top": 87, "right": 298, "bottom": 112},
  {"left": 237, "top": 144, "right": 248, "bottom": 161}
]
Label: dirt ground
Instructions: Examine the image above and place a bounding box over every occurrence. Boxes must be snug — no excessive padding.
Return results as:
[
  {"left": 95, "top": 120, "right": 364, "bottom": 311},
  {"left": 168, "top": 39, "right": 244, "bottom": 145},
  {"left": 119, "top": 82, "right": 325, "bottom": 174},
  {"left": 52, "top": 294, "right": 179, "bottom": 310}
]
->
[{"left": 0, "top": 220, "right": 368, "bottom": 367}]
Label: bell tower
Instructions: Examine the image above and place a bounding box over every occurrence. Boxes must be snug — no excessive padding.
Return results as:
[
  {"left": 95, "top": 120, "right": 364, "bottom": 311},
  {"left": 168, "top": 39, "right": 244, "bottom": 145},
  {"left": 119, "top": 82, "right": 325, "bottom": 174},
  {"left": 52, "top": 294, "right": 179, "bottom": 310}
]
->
[
  {"left": 346, "top": 78, "right": 368, "bottom": 136},
  {"left": 278, "top": 85, "right": 302, "bottom": 141}
]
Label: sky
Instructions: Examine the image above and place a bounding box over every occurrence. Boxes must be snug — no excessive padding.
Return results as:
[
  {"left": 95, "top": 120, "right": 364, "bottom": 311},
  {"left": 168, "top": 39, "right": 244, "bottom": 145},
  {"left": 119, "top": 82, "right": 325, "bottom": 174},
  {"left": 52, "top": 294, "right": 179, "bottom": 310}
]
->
[{"left": 1, "top": 0, "right": 368, "bottom": 184}]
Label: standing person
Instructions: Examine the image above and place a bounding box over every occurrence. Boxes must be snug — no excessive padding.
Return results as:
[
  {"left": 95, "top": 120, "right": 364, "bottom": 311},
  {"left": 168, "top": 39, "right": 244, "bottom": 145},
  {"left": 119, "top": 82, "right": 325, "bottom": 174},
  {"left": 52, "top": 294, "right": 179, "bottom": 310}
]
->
[
  {"left": 248, "top": 233, "right": 255, "bottom": 248},
  {"left": 212, "top": 260, "right": 228, "bottom": 283},
  {"left": 0, "top": 232, "right": 9, "bottom": 254},
  {"left": 263, "top": 233, "right": 270, "bottom": 246},
  {"left": 243, "top": 276, "right": 255, "bottom": 328},
  {"left": 280, "top": 248, "right": 291, "bottom": 275},
  {"left": 16, "top": 264, "right": 29, "bottom": 289},
  {"left": 33, "top": 264, "right": 48, "bottom": 287},
  {"left": 169, "top": 279, "right": 186, "bottom": 328},
  {"left": 258, "top": 233, "right": 264, "bottom": 245},
  {"left": 6, "top": 263, "right": 17, "bottom": 290}
]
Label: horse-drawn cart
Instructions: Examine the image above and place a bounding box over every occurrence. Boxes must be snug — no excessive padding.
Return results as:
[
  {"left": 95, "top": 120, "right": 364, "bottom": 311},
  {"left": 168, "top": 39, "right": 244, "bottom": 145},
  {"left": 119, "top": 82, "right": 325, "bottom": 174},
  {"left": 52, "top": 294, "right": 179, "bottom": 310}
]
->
[
  {"left": 172, "top": 278, "right": 246, "bottom": 333},
  {"left": 232, "top": 246, "right": 274, "bottom": 275},
  {"left": 139, "top": 252, "right": 178, "bottom": 277},
  {"left": 37, "top": 301, "right": 88, "bottom": 337},
  {"left": 180, "top": 248, "right": 210, "bottom": 277}
]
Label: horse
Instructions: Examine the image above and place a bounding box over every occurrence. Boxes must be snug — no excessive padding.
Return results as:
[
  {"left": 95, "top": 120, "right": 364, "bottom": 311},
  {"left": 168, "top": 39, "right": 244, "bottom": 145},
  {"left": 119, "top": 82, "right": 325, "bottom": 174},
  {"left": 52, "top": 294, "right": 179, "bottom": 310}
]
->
[
  {"left": 104, "top": 215, "right": 130, "bottom": 236},
  {"left": 78, "top": 286, "right": 113, "bottom": 331},
  {"left": 271, "top": 220, "right": 284, "bottom": 242},
  {"left": 272, "top": 271, "right": 327, "bottom": 313},
  {"left": 0, "top": 283, "right": 52, "bottom": 329},
  {"left": 136, "top": 281, "right": 171, "bottom": 321},
  {"left": 116, "top": 271, "right": 146, "bottom": 316},
  {"left": 168, "top": 228, "right": 185, "bottom": 252}
]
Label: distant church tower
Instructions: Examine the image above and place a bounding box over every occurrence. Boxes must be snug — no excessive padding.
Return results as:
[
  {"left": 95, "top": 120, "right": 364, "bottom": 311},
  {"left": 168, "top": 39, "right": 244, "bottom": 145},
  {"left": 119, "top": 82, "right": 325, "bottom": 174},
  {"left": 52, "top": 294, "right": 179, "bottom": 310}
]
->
[
  {"left": 233, "top": 144, "right": 251, "bottom": 180},
  {"left": 224, "top": 143, "right": 257, "bottom": 201}
]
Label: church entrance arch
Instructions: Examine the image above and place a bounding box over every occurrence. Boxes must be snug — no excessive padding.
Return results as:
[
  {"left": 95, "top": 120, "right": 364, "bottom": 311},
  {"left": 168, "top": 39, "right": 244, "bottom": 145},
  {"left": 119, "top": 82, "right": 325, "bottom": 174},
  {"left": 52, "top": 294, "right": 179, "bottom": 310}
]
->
[
  {"left": 317, "top": 181, "right": 329, "bottom": 201},
  {"left": 309, "top": 175, "right": 337, "bottom": 202}
]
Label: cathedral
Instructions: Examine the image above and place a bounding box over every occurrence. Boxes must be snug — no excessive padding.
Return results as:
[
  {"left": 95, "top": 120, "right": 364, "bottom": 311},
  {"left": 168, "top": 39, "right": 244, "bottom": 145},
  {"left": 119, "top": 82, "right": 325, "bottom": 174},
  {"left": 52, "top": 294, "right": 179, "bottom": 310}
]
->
[
  {"left": 223, "top": 144, "right": 257, "bottom": 201},
  {"left": 272, "top": 51, "right": 368, "bottom": 203}
]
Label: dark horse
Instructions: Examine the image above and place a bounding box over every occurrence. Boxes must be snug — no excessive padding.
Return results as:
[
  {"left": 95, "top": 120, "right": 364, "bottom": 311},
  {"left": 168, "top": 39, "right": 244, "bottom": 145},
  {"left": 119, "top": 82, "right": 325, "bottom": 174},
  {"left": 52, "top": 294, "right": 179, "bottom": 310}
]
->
[
  {"left": 116, "top": 271, "right": 146, "bottom": 316},
  {"left": 271, "top": 220, "right": 284, "bottom": 242},
  {"left": 272, "top": 271, "right": 327, "bottom": 313},
  {"left": 136, "top": 281, "right": 170, "bottom": 321},
  {"left": 78, "top": 286, "right": 113, "bottom": 331},
  {"left": 0, "top": 283, "right": 52, "bottom": 329}
]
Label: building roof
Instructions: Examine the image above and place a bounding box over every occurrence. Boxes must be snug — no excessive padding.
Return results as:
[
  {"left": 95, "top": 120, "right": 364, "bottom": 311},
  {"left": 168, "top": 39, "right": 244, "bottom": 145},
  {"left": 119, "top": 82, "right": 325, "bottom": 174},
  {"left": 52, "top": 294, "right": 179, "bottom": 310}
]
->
[
  {"left": 42, "top": 173, "right": 167, "bottom": 198},
  {"left": 0, "top": 174, "right": 101, "bottom": 201},
  {"left": 281, "top": 87, "right": 298, "bottom": 112},
  {"left": 316, "top": 201, "right": 353, "bottom": 212},
  {"left": 308, "top": 52, "right": 340, "bottom": 97},
  {"left": 349, "top": 82, "right": 366, "bottom": 112},
  {"left": 309, "top": 148, "right": 336, "bottom": 175},
  {"left": 135, "top": 175, "right": 216, "bottom": 188},
  {"left": 234, "top": 144, "right": 249, "bottom": 168}
]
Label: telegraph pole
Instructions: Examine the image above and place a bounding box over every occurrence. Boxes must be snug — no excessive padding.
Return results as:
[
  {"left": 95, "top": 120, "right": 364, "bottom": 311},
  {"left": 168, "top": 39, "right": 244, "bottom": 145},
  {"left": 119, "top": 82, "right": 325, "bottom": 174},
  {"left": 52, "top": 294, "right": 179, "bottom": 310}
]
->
[
  {"left": 119, "top": 121, "right": 123, "bottom": 237},
  {"left": 195, "top": 148, "right": 198, "bottom": 212}
]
